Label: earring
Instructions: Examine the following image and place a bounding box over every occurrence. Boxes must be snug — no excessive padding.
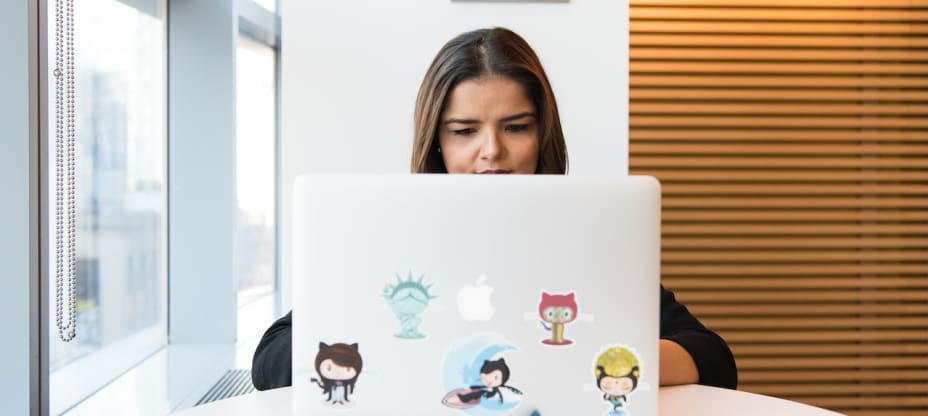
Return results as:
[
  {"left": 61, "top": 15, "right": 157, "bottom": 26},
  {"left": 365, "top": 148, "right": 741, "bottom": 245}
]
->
[{"left": 437, "top": 147, "right": 442, "bottom": 153}]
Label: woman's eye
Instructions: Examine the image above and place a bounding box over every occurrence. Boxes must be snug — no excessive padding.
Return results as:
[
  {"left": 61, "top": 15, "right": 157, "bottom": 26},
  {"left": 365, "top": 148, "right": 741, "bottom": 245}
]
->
[
  {"left": 451, "top": 128, "right": 476, "bottom": 136},
  {"left": 505, "top": 123, "right": 529, "bottom": 133}
]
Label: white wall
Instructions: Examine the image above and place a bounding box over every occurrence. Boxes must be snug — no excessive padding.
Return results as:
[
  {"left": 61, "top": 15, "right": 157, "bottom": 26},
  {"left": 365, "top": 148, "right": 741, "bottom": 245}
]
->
[{"left": 281, "top": 0, "right": 629, "bottom": 309}]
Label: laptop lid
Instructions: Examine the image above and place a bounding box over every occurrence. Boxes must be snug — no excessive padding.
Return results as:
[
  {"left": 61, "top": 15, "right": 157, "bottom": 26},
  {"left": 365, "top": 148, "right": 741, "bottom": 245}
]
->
[{"left": 292, "top": 174, "right": 661, "bottom": 415}]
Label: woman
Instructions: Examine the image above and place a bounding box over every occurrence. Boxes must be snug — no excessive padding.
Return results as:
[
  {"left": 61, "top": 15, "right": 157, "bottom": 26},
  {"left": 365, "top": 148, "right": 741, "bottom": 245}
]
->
[{"left": 252, "top": 27, "right": 737, "bottom": 392}]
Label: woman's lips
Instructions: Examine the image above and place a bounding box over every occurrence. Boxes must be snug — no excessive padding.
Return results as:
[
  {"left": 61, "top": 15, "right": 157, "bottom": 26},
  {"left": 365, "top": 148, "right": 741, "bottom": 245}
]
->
[{"left": 479, "top": 169, "right": 512, "bottom": 174}]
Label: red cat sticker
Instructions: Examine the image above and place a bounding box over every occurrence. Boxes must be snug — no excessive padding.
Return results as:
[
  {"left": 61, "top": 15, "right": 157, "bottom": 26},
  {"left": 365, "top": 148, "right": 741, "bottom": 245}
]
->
[{"left": 538, "top": 292, "right": 579, "bottom": 345}]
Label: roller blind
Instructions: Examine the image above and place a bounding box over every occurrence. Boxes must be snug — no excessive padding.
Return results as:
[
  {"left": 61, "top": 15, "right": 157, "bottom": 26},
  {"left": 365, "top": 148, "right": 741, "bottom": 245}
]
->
[{"left": 628, "top": 1, "right": 928, "bottom": 415}]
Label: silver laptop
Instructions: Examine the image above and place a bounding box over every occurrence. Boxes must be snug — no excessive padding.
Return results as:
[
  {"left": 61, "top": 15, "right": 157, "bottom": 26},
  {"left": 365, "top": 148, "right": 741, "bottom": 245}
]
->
[{"left": 292, "top": 174, "right": 660, "bottom": 416}]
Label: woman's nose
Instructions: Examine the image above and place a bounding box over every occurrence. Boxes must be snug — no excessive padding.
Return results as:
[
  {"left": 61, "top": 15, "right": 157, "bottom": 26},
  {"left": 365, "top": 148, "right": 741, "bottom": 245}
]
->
[{"left": 479, "top": 128, "right": 504, "bottom": 160}]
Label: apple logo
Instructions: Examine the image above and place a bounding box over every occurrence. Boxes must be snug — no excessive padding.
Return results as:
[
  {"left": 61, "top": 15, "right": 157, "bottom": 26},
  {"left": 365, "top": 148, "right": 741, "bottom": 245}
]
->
[{"left": 456, "top": 274, "right": 495, "bottom": 321}]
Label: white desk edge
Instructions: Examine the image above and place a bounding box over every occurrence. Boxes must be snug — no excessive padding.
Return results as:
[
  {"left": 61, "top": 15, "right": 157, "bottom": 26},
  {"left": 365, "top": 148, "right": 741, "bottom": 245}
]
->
[{"left": 173, "top": 384, "right": 845, "bottom": 416}]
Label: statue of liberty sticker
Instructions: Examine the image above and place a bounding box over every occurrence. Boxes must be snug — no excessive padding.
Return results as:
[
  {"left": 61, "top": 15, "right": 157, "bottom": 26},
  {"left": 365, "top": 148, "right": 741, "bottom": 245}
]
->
[{"left": 383, "top": 271, "right": 437, "bottom": 339}]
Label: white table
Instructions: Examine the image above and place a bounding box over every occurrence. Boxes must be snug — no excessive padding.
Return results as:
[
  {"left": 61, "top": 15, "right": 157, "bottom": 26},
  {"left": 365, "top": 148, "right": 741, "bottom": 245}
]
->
[{"left": 173, "top": 385, "right": 843, "bottom": 416}]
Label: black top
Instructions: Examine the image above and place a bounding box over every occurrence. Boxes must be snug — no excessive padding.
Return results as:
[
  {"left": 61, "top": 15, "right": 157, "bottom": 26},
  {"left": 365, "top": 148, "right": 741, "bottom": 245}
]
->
[{"left": 251, "top": 285, "right": 737, "bottom": 390}]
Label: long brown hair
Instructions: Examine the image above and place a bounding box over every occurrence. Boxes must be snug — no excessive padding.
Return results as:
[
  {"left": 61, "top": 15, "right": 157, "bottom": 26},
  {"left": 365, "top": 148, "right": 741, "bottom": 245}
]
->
[{"left": 411, "top": 27, "right": 568, "bottom": 174}]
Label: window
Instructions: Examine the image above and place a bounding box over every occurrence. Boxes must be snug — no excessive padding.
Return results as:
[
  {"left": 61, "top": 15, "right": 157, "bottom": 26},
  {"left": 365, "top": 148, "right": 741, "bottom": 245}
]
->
[
  {"left": 235, "top": 34, "right": 277, "bottom": 309},
  {"left": 253, "top": 0, "right": 277, "bottom": 13},
  {"left": 48, "top": 0, "right": 166, "bottom": 413}
]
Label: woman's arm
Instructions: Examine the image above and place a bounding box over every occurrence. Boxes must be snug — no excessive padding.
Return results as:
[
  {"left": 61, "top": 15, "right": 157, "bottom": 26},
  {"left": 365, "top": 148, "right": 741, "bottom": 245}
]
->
[
  {"left": 251, "top": 311, "right": 294, "bottom": 390},
  {"left": 659, "top": 285, "right": 738, "bottom": 388},
  {"left": 660, "top": 338, "right": 698, "bottom": 385}
]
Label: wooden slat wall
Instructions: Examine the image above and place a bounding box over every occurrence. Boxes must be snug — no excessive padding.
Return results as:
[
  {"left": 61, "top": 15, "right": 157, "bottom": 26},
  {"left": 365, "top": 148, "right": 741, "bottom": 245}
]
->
[{"left": 628, "top": 1, "right": 928, "bottom": 415}]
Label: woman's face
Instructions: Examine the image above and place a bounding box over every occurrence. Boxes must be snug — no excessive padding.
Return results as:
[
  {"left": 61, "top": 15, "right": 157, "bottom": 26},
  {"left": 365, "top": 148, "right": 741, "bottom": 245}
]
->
[{"left": 438, "top": 76, "right": 539, "bottom": 174}]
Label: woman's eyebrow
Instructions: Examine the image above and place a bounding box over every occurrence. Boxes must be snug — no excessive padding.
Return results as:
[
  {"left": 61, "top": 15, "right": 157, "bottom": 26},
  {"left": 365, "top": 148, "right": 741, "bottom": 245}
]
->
[
  {"left": 499, "top": 112, "right": 536, "bottom": 122},
  {"left": 443, "top": 111, "right": 536, "bottom": 125},
  {"left": 443, "top": 118, "right": 479, "bottom": 125}
]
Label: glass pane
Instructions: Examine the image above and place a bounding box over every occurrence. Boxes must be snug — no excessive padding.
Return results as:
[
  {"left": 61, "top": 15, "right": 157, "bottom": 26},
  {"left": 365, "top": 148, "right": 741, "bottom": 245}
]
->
[
  {"left": 235, "top": 34, "right": 277, "bottom": 309},
  {"left": 253, "top": 0, "right": 276, "bottom": 13},
  {"left": 48, "top": 0, "right": 165, "bottom": 413}
]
